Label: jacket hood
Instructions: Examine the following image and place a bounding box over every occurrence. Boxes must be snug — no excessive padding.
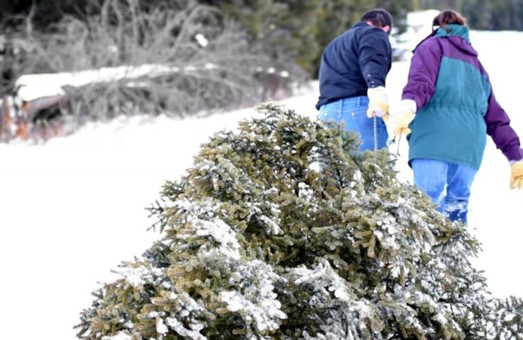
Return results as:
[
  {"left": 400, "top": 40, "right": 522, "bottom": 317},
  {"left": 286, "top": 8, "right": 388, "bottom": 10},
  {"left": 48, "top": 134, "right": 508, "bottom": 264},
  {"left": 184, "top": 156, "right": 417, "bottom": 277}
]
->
[
  {"left": 412, "top": 24, "right": 477, "bottom": 56},
  {"left": 435, "top": 24, "right": 477, "bottom": 56}
]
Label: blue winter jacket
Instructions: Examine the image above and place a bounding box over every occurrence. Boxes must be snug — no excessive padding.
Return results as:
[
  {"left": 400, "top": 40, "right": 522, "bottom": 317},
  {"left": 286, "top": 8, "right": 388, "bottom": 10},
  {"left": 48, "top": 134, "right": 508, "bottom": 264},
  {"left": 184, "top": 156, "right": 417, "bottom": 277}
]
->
[
  {"left": 316, "top": 22, "right": 392, "bottom": 109},
  {"left": 403, "top": 24, "right": 523, "bottom": 170}
]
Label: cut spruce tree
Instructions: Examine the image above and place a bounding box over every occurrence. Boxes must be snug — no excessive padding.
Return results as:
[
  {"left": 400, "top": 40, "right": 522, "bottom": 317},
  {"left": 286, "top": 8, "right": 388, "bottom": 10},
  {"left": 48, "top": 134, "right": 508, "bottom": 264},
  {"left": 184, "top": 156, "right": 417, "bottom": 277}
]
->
[{"left": 76, "top": 103, "right": 523, "bottom": 339}]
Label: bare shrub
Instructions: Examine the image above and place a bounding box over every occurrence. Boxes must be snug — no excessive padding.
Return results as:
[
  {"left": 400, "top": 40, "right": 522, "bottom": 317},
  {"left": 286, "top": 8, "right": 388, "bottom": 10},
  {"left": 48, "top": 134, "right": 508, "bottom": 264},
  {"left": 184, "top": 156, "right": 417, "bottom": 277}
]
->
[{"left": 8, "top": 0, "right": 301, "bottom": 129}]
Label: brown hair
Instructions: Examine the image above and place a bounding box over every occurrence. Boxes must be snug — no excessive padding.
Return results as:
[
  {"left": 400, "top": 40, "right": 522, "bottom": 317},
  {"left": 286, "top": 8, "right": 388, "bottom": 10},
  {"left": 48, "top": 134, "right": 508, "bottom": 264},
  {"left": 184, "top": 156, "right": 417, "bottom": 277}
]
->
[{"left": 433, "top": 9, "right": 467, "bottom": 28}]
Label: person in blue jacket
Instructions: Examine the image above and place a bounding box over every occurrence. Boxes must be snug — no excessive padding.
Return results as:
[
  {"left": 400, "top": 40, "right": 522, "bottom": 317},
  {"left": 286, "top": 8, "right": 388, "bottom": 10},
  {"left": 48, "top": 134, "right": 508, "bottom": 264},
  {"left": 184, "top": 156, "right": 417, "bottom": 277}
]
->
[
  {"left": 316, "top": 8, "right": 393, "bottom": 152},
  {"left": 393, "top": 9, "right": 523, "bottom": 224}
]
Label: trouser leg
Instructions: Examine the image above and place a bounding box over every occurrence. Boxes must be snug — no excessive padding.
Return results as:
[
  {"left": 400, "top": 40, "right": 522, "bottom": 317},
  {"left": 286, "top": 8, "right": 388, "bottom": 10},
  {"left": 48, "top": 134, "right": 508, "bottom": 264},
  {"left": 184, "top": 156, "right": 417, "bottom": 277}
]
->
[
  {"left": 444, "top": 163, "right": 477, "bottom": 224},
  {"left": 318, "top": 97, "right": 388, "bottom": 152},
  {"left": 411, "top": 158, "right": 446, "bottom": 210}
]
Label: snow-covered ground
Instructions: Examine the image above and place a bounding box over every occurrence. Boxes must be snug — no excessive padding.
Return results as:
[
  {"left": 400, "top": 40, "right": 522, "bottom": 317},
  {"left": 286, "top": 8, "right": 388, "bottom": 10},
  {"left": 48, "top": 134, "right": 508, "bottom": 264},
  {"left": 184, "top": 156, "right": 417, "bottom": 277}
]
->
[{"left": 1, "top": 13, "right": 523, "bottom": 339}]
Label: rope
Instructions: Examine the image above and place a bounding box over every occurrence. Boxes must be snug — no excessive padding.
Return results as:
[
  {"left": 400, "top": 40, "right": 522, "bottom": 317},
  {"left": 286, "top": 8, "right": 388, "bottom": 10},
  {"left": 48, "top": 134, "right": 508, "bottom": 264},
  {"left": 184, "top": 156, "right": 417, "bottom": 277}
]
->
[
  {"left": 373, "top": 115, "right": 378, "bottom": 151},
  {"left": 395, "top": 132, "right": 402, "bottom": 155}
]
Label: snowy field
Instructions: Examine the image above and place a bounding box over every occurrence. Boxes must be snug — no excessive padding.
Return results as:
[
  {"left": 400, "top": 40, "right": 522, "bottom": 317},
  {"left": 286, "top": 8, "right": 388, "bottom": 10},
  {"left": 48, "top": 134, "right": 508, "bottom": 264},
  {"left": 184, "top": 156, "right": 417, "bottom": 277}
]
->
[{"left": 1, "top": 16, "right": 523, "bottom": 340}]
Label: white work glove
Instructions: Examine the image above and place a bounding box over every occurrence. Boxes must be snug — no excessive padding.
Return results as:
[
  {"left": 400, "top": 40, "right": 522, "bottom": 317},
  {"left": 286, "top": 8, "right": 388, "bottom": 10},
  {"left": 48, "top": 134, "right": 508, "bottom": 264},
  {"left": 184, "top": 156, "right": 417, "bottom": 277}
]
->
[
  {"left": 366, "top": 86, "right": 389, "bottom": 121},
  {"left": 392, "top": 99, "right": 417, "bottom": 137},
  {"left": 510, "top": 160, "right": 523, "bottom": 189}
]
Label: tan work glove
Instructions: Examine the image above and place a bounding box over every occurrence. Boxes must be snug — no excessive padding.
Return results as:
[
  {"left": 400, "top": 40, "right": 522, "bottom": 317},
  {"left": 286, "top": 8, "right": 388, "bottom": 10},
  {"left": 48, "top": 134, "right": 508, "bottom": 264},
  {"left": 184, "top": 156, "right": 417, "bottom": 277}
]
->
[
  {"left": 366, "top": 86, "right": 389, "bottom": 121},
  {"left": 510, "top": 160, "right": 523, "bottom": 189},
  {"left": 392, "top": 99, "right": 416, "bottom": 137}
]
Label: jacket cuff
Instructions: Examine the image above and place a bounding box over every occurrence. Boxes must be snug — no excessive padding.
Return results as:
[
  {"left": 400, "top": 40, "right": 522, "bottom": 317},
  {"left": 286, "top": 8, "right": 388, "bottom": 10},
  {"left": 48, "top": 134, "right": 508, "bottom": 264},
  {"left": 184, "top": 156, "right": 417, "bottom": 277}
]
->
[{"left": 507, "top": 148, "right": 523, "bottom": 163}]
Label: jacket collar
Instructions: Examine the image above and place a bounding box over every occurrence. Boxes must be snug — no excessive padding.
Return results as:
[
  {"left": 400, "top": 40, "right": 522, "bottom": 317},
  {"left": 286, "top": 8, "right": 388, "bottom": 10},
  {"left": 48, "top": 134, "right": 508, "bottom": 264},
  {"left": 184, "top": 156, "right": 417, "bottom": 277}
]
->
[
  {"left": 412, "top": 24, "right": 472, "bottom": 53},
  {"left": 435, "top": 24, "right": 470, "bottom": 43}
]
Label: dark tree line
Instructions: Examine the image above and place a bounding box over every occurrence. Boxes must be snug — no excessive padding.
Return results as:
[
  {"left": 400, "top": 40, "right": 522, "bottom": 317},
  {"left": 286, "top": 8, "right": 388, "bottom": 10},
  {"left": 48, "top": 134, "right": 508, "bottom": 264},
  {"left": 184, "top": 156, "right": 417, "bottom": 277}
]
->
[
  {"left": 419, "top": 0, "right": 523, "bottom": 30},
  {"left": 0, "top": 0, "right": 417, "bottom": 80},
  {"left": 2, "top": 0, "right": 522, "bottom": 45}
]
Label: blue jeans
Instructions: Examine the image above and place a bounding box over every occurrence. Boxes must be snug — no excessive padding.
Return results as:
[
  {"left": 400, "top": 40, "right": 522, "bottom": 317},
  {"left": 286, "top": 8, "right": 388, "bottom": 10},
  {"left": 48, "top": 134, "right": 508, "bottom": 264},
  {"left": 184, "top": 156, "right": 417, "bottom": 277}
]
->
[
  {"left": 411, "top": 158, "right": 477, "bottom": 224},
  {"left": 318, "top": 96, "right": 389, "bottom": 152}
]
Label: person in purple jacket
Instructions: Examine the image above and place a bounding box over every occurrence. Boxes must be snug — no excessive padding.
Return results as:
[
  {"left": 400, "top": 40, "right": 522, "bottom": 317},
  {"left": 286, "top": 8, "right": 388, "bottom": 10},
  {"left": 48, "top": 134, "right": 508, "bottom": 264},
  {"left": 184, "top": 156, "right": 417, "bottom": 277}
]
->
[
  {"left": 316, "top": 8, "right": 393, "bottom": 152},
  {"left": 393, "top": 9, "right": 523, "bottom": 224}
]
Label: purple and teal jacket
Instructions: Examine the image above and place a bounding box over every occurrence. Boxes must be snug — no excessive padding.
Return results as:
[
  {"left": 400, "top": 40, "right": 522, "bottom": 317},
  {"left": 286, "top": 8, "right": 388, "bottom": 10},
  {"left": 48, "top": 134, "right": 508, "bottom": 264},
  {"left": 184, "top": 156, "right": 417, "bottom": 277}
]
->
[{"left": 402, "top": 24, "right": 523, "bottom": 170}]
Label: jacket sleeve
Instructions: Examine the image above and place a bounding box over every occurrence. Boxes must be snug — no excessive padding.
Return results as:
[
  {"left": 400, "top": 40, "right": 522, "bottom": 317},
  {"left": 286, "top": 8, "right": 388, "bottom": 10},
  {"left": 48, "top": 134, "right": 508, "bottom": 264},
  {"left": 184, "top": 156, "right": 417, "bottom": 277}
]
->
[
  {"left": 358, "top": 28, "right": 391, "bottom": 88},
  {"left": 402, "top": 39, "right": 442, "bottom": 110},
  {"left": 484, "top": 88, "right": 523, "bottom": 162}
]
